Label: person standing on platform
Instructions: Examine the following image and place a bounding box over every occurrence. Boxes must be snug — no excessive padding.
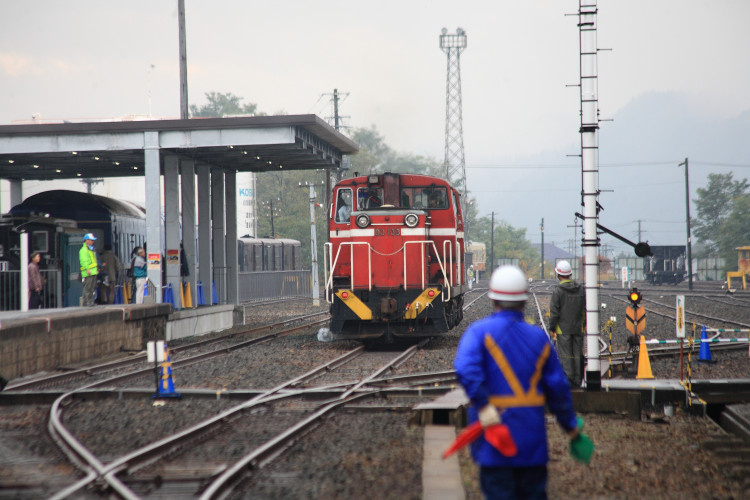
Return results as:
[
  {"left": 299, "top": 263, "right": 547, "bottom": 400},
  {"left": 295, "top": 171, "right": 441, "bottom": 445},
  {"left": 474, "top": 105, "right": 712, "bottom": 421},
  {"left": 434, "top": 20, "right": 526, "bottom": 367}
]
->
[
  {"left": 132, "top": 246, "right": 148, "bottom": 304},
  {"left": 548, "top": 260, "right": 586, "bottom": 388},
  {"left": 98, "top": 244, "right": 121, "bottom": 304},
  {"left": 79, "top": 234, "right": 99, "bottom": 307},
  {"left": 454, "top": 265, "right": 590, "bottom": 500},
  {"left": 28, "top": 251, "right": 44, "bottom": 309}
]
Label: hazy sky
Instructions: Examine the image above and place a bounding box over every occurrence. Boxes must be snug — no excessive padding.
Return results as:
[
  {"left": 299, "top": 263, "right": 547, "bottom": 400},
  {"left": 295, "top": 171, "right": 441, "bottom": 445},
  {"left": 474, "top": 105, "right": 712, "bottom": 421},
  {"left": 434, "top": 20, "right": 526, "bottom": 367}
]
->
[{"left": 2, "top": 1, "right": 749, "bottom": 255}]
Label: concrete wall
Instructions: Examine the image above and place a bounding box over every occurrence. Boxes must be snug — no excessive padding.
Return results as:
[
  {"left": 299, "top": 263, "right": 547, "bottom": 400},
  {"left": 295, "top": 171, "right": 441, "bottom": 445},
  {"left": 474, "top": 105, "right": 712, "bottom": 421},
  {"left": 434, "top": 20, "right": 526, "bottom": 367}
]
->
[
  {"left": 165, "top": 305, "right": 236, "bottom": 341},
  {"left": 0, "top": 304, "right": 171, "bottom": 380}
]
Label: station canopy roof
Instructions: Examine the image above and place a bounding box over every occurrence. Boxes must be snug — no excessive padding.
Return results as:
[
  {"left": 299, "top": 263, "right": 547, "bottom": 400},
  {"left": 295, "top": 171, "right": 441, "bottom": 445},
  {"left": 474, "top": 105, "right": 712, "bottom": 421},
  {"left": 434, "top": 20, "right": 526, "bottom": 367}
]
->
[{"left": 0, "top": 115, "right": 358, "bottom": 181}]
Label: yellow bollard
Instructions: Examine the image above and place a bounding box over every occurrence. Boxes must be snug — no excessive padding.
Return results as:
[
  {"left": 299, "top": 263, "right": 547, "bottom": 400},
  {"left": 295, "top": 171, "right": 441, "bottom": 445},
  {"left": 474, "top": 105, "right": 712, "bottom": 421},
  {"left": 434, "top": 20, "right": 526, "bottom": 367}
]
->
[{"left": 636, "top": 335, "right": 654, "bottom": 379}]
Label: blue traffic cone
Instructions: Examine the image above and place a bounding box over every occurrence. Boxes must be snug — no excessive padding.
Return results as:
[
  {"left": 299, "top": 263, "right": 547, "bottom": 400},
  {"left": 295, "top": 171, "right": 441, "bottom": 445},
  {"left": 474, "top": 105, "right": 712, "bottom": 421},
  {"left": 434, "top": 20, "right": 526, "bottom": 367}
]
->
[
  {"left": 212, "top": 280, "right": 219, "bottom": 305},
  {"left": 114, "top": 285, "right": 124, "bottom": 305},
  {"left": 196, "top": 281, "right": 206, "bottom": 306},
  {"left": 154, "top": 346, "right": 181, "bottom": 399},
  {"left": 698, "top": 325, "right": 714, "bottom": 363},
  {"left": 163, "top": 283, "right": 175, "bottom": 308}
]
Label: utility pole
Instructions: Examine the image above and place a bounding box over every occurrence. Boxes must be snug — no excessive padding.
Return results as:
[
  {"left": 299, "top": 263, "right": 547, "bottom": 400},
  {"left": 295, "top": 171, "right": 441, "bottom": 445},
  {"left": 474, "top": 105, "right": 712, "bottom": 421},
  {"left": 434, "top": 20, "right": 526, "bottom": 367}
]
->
[
  {"left": 635, "top": 219, "right": 644, "bottom": 242},
  {"left": 540, "top": 218, "right": 545, "bottom": 279},
  {"left": 299, "top": 181, "right": 324, "bottom": 305},
  {"left": 567, "top": 217, "right": 582, "bottom": 263},
  {"left": 333, "top": 89, "right": 340, "bottom": 131},
  {"left": 262, "top": 199, "right": 281, "bottom": 238},
  {"left": 81, "top": 177, "right": 103, "bottom": 194},
  {"left": 679, "top": 158, "right": 693, "bottom": 290},
  {"left": 439, "top": 28, "right": 468, "bottom": 201},
  {"left": 178, "top": 0, "right": 189, "bottom": 119},
  {"left": 577, "top": 0, "right": 601, "bottom": 390},
  {"left": 490, "top": 212, "right": 495, "bottom": 273},
  {"left": 324, "top": 88, "right": 350, "bottom": 212}
]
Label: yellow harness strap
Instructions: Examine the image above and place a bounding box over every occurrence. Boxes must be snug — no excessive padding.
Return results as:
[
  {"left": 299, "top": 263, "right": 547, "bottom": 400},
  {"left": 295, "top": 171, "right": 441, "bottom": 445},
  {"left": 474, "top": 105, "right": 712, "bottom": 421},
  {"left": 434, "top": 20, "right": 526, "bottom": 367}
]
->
[{"left": 484, "top": 334, "right": 549, "bottom": 408}]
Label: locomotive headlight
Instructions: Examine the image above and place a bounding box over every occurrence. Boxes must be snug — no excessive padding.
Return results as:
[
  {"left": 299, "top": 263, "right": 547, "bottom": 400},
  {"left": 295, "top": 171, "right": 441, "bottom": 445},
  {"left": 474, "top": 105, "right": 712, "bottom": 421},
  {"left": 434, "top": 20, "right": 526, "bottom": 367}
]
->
[
  {"left": 355, "top": 214, "right": 370, "bottom": 228},
  {"left": 404, "top": 213, "right": 419, "bottom": 228}
]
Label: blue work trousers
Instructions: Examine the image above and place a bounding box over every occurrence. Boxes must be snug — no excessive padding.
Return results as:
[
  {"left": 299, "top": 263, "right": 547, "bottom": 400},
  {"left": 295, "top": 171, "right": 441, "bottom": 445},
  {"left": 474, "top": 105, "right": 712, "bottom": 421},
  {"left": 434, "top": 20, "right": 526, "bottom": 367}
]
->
[{"left": 480, "top": 465, "right": 547, "bottom": 500}]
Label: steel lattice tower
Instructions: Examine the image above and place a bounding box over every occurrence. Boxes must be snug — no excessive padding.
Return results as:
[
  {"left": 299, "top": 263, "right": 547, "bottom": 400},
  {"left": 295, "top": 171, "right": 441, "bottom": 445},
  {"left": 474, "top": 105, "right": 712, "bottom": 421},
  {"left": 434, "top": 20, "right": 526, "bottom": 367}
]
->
[{"left": 440, "top": 28, "right": 467, "bottom": 196}]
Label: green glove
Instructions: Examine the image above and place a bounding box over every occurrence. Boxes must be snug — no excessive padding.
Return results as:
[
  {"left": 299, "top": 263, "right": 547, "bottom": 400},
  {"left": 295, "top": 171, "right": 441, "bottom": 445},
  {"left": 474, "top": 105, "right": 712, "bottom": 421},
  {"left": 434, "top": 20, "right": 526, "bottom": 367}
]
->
[{"left": 569, "top": 433, "right": 594, "bottom": 464}]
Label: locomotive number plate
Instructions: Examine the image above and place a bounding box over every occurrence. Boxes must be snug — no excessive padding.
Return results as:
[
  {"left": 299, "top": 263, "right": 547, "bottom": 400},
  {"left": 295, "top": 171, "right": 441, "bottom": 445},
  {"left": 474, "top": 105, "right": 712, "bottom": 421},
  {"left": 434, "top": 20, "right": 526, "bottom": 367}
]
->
[{"left": 374, "top": 228, "right": 401, "bottom": 236}]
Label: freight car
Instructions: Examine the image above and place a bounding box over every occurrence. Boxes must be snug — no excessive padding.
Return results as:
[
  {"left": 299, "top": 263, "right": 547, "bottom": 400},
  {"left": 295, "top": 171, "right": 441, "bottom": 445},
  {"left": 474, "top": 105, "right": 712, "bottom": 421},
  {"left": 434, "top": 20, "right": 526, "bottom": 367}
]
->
[
  {"left": 324, "top": 172, "right": 466, "bottom": 341},
  {"left": 237, "top": 237, "right": 302, "bottom": 272},
  {"left": 645, "top": 245, "right": 686, "bottom": 285}
]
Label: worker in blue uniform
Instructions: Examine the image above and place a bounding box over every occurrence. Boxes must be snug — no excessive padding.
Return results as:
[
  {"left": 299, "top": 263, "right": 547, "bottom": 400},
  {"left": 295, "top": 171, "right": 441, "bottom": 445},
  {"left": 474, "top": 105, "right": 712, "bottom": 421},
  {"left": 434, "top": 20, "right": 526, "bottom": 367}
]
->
[{"left": 454, "top": 265, "right": 592, "bottom": 499}]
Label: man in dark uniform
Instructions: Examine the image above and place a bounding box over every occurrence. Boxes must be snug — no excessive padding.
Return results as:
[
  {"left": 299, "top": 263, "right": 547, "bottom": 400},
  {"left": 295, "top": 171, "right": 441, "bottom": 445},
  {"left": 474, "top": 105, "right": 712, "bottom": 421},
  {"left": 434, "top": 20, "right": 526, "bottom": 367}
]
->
[{"left": 548, "top": 260, "right": 586, "bottom": 387}]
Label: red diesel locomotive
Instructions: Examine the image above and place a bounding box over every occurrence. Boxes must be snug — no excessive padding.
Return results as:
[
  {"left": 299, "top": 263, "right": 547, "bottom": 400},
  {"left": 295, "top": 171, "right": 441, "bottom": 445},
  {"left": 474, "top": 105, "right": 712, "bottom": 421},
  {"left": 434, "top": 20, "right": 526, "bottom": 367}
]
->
[{"left": 324, "top": 172, "right": 467, "bottom": 341}]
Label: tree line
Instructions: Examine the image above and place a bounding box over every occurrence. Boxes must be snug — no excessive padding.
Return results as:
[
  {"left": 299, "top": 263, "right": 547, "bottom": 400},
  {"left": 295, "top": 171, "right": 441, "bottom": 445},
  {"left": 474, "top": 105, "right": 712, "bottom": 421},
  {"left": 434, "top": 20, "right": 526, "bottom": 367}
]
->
[
  {"left": 693, "top": 172, "right": 750, "bottom": 270},
  {"left": 189, "top": 91, "right": 604, "bottom": 278}
]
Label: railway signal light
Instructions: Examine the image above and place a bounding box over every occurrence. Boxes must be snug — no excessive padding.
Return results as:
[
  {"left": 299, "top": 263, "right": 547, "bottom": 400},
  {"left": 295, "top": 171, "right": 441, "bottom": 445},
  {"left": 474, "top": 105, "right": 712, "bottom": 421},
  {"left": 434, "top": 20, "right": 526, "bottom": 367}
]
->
[{"left": 629, "top": 288, "right": 642, "bottom": 306}]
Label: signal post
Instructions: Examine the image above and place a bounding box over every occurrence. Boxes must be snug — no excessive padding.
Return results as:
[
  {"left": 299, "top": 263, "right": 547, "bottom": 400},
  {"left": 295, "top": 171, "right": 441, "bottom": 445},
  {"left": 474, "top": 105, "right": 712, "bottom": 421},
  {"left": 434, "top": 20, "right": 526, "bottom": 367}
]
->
[{"left": 625, "top": 288, "right": 646, "bottom": 373}]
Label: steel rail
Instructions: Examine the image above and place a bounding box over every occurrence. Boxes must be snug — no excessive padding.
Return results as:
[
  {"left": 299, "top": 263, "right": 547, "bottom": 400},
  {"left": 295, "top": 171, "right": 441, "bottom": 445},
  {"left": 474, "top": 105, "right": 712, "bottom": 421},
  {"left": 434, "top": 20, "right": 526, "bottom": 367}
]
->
[
  {"left": 8, "top": 310, "right": 329, "bottom": 391},
  {"left": 199, "top": 392, "right": 372, "bottom": 500},
  {"left": 199, "top": 341, "right": 432, "bottom": 499},
  {"left": 531, "top": 292, "right": 551, "bottom": 339},
  {"left": 643, "top": 297, "right": 750, "bottom": 329},
  {"left": 46, "top": 345, "right": 366, "bottom": 498},
  {"left": 43, "top": 314, "right": 335, "bottom": 498},
  {"left": 607, "top": 294, "right": 750, "bottom": 329}
]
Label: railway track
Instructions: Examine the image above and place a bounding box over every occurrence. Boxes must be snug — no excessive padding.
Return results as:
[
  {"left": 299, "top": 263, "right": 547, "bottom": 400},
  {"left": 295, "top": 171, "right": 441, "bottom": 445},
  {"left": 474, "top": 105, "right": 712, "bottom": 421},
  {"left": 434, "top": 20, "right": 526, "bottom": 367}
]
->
[
  {"left": 5, "top": 310, "right": 330, "bottom": 393},
  {"left": 32, "top": 293, "right": 493, "bottom": 498},
  {"left": 48, "top": 339, "right": 451, "bottom": 499}
]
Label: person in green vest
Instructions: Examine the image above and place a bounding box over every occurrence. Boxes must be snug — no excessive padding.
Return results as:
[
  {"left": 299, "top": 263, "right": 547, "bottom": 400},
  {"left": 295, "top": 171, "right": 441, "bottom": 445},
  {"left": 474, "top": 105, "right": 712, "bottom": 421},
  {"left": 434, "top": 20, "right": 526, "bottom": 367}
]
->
[{"left": 79, "top": 233, "right": 99, "bottom": 307}]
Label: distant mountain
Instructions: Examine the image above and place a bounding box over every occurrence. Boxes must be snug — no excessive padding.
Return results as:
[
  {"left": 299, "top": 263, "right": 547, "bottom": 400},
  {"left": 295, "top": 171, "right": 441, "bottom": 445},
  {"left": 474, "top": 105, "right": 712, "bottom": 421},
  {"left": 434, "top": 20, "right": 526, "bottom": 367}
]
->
[
  {"left": 469, "top": 91, "right": 750, "bottom": 253},
  {"left": 600, "top": 92, "right": 750, "bottom": 166}
]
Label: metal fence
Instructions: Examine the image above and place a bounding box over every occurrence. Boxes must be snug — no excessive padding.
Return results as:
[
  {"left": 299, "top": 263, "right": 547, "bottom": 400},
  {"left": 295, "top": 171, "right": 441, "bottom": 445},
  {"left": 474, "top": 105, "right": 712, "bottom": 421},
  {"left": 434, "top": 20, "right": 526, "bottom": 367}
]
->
[
  {"left": 0, "top": 270, "right": 63, "bottom": 310},
  {"left": 238, "top": 270, "right": 312, "bottom": 302},
  {"left": 1, "top": 269, "right": 312, "bottom": 309},
  {"left": 695, "top": 257, "right": 726, "bottom": 281}
]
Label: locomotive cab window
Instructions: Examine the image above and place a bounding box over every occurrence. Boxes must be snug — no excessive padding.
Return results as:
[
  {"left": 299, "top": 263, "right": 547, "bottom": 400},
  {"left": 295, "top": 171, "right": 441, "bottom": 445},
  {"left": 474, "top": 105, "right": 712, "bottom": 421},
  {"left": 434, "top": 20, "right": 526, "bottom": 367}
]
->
[
  {"left": 400, "top": 187, "right": 448, "bottom": 209},
  {"left": 336, "top": 188, "right": 353, "bottom": 223},
  {"left": 357, "top": 187, "right": 383, "bottom": 209}
]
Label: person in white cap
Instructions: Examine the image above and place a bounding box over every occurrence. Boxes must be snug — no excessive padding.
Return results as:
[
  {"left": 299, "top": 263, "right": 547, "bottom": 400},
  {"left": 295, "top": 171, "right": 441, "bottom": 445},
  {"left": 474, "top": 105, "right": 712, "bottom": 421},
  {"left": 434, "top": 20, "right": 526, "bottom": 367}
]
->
[
  {"left": 454, "top": 265, "right": 587, "bottom": 499},
  {"left": 549, "top": 260, "right": 585, "bottom": 387},
  {"left": 79, "top": 233, "right": 99, "bottom": 306}
]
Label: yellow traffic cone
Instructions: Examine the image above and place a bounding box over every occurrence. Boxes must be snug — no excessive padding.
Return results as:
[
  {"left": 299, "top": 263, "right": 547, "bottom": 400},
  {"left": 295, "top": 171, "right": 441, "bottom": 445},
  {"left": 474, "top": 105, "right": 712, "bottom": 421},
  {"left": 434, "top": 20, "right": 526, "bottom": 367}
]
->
[
  {"left": 182, "top": 282, "right": 193, "bottom": 309},
  {"left": 636, "top": 335, "right": 654, "bottom": 379}
]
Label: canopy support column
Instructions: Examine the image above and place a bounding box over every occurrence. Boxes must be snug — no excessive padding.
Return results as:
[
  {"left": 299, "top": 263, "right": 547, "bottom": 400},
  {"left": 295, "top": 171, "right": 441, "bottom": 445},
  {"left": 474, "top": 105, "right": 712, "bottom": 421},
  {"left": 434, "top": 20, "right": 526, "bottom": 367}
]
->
[
  {"left": 144, "top": 131, "right": 163, "bottom": 301},
  {"left": 197, "top": 163, "right": 212, "bottom": 304},
  {"left": 181, "top": 159, "right": 197, "bottom": 307},
  {"left": 164, "top": 154, "right": 182, "bottom": 309},
  {"left": 211, "top": 168, "right": 226, "bottom": 304},
  {"left": 225, "top": 170, "right": 238, "bottom": 305}
]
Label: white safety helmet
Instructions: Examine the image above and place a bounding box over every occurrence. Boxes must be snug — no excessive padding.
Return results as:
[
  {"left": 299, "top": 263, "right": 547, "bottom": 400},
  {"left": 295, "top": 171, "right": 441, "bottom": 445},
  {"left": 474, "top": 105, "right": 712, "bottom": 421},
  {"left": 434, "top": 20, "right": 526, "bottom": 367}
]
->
[
  {"left": 488, "top": 265, "right": 529, "bottom": 302},
  {"left": 83, "top": 233, "right": 97, "bottom": 241},
  {"left": 555, "top": 260, "right": 573, "bottom": 277}
]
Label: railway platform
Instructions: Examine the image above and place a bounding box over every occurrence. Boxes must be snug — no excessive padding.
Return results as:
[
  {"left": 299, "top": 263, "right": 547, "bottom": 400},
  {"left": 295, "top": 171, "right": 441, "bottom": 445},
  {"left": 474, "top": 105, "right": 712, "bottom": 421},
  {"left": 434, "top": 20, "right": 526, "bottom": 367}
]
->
[
  {"left": 0, "top": 303, "right": 239, "bottom": 383},
  {"left": 417, "top": 379, "right": 750, "bottom": 498}
]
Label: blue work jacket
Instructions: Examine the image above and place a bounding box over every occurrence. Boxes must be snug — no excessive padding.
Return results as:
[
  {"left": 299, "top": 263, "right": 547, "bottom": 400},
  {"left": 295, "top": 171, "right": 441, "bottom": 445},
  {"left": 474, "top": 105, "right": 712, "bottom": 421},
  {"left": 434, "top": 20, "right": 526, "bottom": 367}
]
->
[{"left": 454, "top": 309, "right": 578, "bottom": 467}]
